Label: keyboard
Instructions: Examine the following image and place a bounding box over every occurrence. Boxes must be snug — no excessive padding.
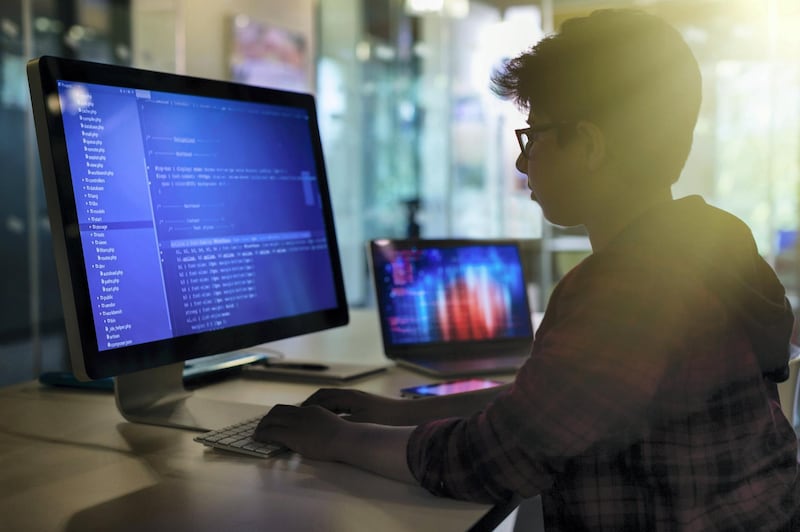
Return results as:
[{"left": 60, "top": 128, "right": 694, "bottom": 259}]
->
[{"left": 194, "top": 416, "right": 288, "bottom": 458}]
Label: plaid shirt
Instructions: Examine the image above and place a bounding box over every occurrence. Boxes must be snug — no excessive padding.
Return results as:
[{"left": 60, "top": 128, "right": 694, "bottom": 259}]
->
[{"left": 407, "top": 198, "right": 799, "bottom": 531}]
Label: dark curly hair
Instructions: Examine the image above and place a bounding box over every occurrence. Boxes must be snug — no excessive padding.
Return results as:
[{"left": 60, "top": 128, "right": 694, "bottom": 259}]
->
[{"left": 492, "top": 9, "right": 702, "bottom": 187}]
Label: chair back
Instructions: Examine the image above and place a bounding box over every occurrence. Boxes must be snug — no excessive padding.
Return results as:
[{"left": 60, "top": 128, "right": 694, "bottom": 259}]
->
[{"left": 777, "top": 346, "right": 800, "bottom": 432}]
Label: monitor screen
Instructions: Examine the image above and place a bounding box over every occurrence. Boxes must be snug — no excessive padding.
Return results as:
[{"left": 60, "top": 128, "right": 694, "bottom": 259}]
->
[{"left": 28, "top": 56, "right": 349, "bottom": 382}]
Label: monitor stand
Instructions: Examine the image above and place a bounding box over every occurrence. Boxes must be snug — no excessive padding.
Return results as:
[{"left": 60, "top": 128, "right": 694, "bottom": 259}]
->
[{"left": 115, "top": 360, "right": 270, "bottom": 431}]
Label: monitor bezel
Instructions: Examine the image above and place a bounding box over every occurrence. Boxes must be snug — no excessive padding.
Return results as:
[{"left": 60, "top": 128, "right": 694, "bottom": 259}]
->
[{"left": 28, "top": 55, "right": 349, "bottom": 380}]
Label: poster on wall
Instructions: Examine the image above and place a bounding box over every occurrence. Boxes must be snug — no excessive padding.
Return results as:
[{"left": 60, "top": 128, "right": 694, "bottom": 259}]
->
[{"left": 229, "top": 15, "right": 310, "bottom": 93}]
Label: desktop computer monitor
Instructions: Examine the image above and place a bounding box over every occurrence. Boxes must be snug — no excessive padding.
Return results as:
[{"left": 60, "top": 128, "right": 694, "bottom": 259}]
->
[{"left": 27, "top": 55, "right": 349, "bottom": 430}]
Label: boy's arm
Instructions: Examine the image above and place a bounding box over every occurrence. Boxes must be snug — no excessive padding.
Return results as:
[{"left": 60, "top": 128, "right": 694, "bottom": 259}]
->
[{"left": 302, "top": 383, "right": 512, "bottom": 425}]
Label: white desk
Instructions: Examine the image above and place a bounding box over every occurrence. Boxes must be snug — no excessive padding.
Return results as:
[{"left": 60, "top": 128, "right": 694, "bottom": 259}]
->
[{"left": 0, "top": 310, "right": 515, "bottom": 531}]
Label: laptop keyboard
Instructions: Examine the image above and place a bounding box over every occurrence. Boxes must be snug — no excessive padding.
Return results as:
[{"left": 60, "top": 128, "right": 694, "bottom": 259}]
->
[
  {"left": 444, "top": 354, "right": 526, "bottom": 370},
  {"left": 194, "top": 416, "right": 287, "bottom": 458},
  {"left": 404, "top": 353, "right": 527, "bottom": 376}
]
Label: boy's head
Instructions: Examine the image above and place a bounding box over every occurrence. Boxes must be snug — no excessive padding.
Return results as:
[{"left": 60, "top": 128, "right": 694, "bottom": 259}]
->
[{"left": 493, "top": 9, "right": 702, "bottom": 188}]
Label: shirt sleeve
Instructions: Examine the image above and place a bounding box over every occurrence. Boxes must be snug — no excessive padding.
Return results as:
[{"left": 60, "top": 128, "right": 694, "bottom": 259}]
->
[{"left": 406, "top": 257, "right": 697, "bottom": 503}]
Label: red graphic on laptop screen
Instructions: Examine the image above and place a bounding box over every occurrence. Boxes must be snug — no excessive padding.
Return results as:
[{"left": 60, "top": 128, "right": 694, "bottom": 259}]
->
[{"left": 436, "top": 275, "right": 508, "bottom": 340}]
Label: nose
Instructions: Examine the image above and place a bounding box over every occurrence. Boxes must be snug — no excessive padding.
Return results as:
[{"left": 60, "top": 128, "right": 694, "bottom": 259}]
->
[{"left": 515, "top": 153, "right": 527, "bottom": 174}]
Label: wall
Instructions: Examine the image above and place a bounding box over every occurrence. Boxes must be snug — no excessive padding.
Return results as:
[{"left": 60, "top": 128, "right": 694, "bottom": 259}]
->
[{"left": 132, "top": 0, "right": 314, "bottom": 81}]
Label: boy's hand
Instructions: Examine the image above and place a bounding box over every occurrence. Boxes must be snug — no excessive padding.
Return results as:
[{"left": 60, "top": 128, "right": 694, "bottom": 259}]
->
[
  {"left": 302, "top": 388, "right": 415, "bottom": 425},
  {"left": 254, "top": 404, "right": 348, "bottom": 461}
]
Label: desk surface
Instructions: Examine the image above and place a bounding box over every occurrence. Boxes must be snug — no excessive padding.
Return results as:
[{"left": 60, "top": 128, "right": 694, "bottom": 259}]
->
[{"left": 0, "top": 310, "right": 510, "bottom": 531}]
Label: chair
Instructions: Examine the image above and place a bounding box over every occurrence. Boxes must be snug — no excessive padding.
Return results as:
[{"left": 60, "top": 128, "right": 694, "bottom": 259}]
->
[{"left": 777, "top": 345, "right": 800, "bottom": 433}]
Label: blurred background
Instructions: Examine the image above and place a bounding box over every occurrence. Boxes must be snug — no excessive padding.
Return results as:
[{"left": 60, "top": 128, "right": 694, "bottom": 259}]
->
[{"left": 2, "top": 0, "right": 799, "bottom": 385}]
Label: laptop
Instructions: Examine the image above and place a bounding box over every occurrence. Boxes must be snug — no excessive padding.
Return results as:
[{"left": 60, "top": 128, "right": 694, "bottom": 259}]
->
[{"left": 368, "top": 239, "right": 534, "bottom": 377}]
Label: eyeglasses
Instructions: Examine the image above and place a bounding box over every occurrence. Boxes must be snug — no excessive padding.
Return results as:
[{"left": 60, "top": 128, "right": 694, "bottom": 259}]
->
[{"left": 515, "top": 122, "right": 571, "bottom": 159}]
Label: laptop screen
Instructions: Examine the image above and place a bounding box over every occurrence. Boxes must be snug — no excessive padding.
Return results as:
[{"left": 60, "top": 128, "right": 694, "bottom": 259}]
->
[{"left": 370, "top": 239, "right": 533, "bottom": 347}]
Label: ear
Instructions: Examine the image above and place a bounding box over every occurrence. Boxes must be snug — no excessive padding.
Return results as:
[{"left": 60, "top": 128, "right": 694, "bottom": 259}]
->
[{"left": 575, "top": 120, "right": 606, "bottom": 171}]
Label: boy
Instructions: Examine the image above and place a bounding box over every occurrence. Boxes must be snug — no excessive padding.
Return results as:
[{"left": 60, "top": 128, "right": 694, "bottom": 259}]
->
[{"left": 257, "top": 9, "right": 799, "bottom": 530}]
